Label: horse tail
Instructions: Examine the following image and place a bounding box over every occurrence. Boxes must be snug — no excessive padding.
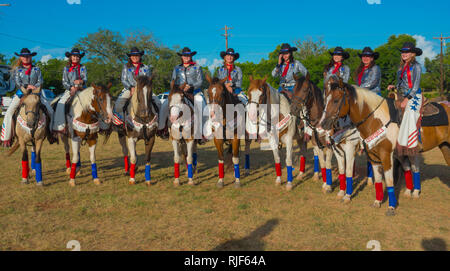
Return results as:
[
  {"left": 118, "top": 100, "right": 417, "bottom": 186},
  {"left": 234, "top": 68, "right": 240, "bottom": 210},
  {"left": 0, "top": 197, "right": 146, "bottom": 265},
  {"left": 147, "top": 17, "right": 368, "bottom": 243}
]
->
[
  {"left": 224, "top": 143, "right": 233, "bottom": 171},
  {"left": 7, "top": 141, "right": 20, "bottom": 157}
]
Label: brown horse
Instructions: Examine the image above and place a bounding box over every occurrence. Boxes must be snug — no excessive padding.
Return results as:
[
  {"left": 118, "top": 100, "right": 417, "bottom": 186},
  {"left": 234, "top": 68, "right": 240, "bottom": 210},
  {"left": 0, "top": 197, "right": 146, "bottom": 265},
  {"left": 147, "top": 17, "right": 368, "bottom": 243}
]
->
[
  {"left": 319, "top": 80, "right": 450, "bottom": 215},
  {"left": 205, "top": 74, "right": 251, "bottom": 188},
  {"left": 168, "top": 82, "right": 198, "bottom": 186},
  {"left": 63, "top": 83, "right": 113, "bottom": 187},
  {"left": 7, "top": 88, "right": 52, "bottom": 185}
]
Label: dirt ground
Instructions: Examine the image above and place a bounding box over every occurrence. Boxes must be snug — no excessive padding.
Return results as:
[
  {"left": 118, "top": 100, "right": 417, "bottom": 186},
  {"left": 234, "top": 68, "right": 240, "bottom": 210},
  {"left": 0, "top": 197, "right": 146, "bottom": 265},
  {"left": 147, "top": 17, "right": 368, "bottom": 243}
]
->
[{"left": 0, "top": 132, "right": 448, "bottom": 251}]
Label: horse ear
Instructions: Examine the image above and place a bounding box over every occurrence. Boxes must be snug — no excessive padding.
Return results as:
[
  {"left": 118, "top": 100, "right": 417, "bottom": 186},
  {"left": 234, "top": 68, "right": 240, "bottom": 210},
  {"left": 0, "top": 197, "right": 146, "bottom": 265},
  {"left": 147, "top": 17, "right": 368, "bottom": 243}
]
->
[
  {"left": 91, "top": 83, "right": 98, "bottom": 89},
  {"left": 219, "top": 77, "right": 227, "bottom": 85},
  {"left": 107, "top": 82, "right": 112, "bottom": 90},
  {"left": 305, "top": 72, "right": 310, "bottom": 82},
  {"left": 262, "top": 75, "right": 267, "bottom": 84},
  {"left": 149, "top": 74, "right": 155, "bottom": 84},
  {"left": 249, "top": 75, "right": 253, "bottom": 81},
  {"left": 205, "top": 72, "right": 212, "bottom": 84},
  {"left": 170, "top": 80, "right": 175, "bottom": 92},
  {"left": 338, "top": 78, "right": 344, "bottom": 89},
  {"left": 293, "top": 73, "right": 299, "bottom": 81}
]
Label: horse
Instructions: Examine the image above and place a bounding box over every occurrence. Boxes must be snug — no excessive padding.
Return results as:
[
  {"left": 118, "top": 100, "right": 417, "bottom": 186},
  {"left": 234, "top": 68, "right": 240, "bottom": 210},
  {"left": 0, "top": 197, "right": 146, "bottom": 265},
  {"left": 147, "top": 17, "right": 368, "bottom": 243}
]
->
[
  {"left": 168, "top": 82, "right": 199, "bottom": 186},
  {"left": 289, "top": 74, "right": 339, "bottom": 194},
  {"left": 7, "top": 88, "right": 52, "bottom": 185},
  {"left": 319, "top": 79, "right": 450, "bottom": 215},
  {"left": 59, "top": 83, "right": 113, "bottom": 187},
  {"left": 205, "top": 74, "right": 251, "bottom": 188},
  {"left": 247, "top": 76, "right": 299, "bottom": 190},
  {"left": 115, "top": 75, "right": 158, "bottom": 185}
]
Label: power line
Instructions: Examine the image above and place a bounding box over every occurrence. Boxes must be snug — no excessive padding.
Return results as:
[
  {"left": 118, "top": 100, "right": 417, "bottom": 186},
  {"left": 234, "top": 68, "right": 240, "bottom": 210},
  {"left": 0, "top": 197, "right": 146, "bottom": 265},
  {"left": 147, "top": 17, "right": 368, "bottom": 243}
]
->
[
  {"left": 221, "top": 25, "right": 232, "bottom": 50},
  {"left": 0, "top": 32, "right": 67, "bottom": 49}
]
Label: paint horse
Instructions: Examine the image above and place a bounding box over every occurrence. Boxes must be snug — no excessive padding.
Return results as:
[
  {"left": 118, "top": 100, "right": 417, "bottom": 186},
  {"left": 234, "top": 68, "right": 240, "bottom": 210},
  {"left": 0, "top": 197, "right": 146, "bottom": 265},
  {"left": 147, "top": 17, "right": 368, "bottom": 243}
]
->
[
  {"left": 117, "top": 75, "right": 158, "bottom": 185},
  {"left": 7, "top": 88, "right": 52, "bottom": 185},
  {"left": 63, "top": 83, "right": 113, "bottom": 186},
  {"left": 205, "top": 74, "right": 251, "bottom": 188},
  {"left": 319, "top": 80, "right": 450, "bottom": 215},
  {"left": 247, "top": 76, "right": 299, "bottom": 190},
  {"left": 168, "top": 82, "right": 199, "bottom": 186},
  {"left": 289, "top": 74, "right": 335, "bottom": 193}
]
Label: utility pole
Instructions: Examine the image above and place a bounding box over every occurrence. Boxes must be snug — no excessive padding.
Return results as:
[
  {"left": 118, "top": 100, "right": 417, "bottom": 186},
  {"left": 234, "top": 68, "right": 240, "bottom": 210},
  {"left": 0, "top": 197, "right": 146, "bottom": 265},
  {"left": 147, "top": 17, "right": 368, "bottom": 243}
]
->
[
  {"left": 0, "top": 4, "right": 11, "bottom": 6},
  {"left": 433, "top": 33, "right": 450, "bottom": 97},
  {"left": 221, "top": 25, "right": 232, "bottom": 50}
]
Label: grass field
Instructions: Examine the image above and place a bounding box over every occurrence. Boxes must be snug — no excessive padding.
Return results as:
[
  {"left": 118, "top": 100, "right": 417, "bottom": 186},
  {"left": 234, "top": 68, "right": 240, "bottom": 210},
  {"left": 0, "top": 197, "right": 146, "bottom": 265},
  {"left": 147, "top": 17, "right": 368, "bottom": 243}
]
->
[{"left": 0, "top": 130, "right": 448, "bottom": 251}]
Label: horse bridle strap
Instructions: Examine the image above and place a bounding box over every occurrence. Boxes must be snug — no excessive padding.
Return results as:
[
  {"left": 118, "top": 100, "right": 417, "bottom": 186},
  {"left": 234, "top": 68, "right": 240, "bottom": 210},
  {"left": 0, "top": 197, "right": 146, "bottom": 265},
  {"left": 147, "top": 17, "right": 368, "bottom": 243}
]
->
[{"left": 354, "top": 98, "right": 385, "bottom": 128}]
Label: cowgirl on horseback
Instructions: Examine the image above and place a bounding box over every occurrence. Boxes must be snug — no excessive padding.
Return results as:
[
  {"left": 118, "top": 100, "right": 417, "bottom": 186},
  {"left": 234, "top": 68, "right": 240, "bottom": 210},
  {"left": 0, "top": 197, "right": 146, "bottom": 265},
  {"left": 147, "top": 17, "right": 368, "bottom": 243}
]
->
[
  {"left": 217, "top": 48, "right": 247, "bottom": 105},
  {"left": 272, "top": 43, "right": 308, "bottom": 93},
  {"left": 1, "top": 48, "right": 54, "bottom": 147},
  {"left": 53, "top": 48, "right": 87, "bottom": 133}
]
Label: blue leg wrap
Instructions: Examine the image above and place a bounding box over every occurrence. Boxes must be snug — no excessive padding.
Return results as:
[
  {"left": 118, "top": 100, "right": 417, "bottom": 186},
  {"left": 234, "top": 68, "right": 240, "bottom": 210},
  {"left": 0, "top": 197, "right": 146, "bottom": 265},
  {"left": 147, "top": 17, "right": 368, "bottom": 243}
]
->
[
  {"left": 31, "top": 152, "right": 36, "bottom": 170},
  {"left": 387, "top": 187, "right": 397, "bottom": 208},
  {"left": 77, "top": 152, "right": 81, "bottom": 168},
  {"left": 367, "top": 161, "right": 373, "bottom": 178},
  {"left": 346, "top": 177, "right": 353, "bottom": 195},
  {"left": 287, "top": 166, "right": 293, "bottom": 182},
  {"left": 91, "top": 163, "right": 98, "bottom": 179},
  {"left": 193, "top": 153, "right": 197, "bottom": 167},
  {"left": 326, "top": 168, "right": 332, "bottom": 185},
  {"left": 234, "top": 164, "right": 240, "bottom": 179},
  {"left": 245, "top": 154, "right": 250, "bottom": 170},
  {"left": 313, "top": 155, "right": 319, "bottom": 173},
  {"left": 145, "top": 164, "right": 151, "bottom": 182},
  {"left": 413, "top": 172, "right": 421, "bottom": 190},
  {"left": 35, "top": 162, "right": 42, "bottom": 183},
  {"left": 188, "top": 164, "right": 193, "bottom": 178}
]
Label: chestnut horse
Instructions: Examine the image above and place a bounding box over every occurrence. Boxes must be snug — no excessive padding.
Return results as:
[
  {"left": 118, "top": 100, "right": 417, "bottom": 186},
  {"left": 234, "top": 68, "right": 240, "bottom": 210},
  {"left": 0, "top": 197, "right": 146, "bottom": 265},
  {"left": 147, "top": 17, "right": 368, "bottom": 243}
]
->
[
  {"left": 205, "top": 74, "right": 251, "bottom": 188},
  {"left": 247, "top": 76, "right": 299, "bottom": 190},
  {"left": 7, "top": 88, "right": 52, "bottom": 185},
  {"left": 168, "top": 82, "right": 198, "bottom": 186},
  {"left": 319, "top": 80, "right": 450, "bottom": 215},
  {"left": 63, "top": 83, "right": 113, "bottom": 187}
]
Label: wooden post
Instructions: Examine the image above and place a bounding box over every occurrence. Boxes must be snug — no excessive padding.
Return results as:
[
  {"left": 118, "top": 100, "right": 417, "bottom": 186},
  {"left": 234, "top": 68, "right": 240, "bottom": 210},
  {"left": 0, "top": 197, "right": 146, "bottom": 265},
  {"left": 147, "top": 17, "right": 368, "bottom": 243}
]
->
[
  {"left": 221, "top": 25, "right": 233, "bottom": 50},
  {"left": 433, "top": 34, "right": 450, "bottom": 97}
]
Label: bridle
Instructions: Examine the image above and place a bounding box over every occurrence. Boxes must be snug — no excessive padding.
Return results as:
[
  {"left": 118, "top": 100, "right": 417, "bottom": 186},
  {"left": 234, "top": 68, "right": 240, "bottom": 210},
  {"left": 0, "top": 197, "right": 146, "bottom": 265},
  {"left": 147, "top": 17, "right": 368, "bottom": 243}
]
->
[{"left": 21, "top": 92, "right": 42, "bottom": 142}]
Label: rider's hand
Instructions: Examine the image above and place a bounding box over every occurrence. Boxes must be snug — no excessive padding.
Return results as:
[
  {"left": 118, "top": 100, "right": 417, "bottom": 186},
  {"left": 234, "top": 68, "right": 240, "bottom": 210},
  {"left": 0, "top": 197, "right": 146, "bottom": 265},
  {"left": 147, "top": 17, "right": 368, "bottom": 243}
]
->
[
  {"left": 27, "top": 85, "right": 36, "bottom": 90},
  {"left": 225, "top": 83, "right": 233, "bottom": 93},
  {"left": 130, "top": 87, "right": 135, "bottom": 95},
  {"left": 184, "top": 84, "right": 191, "bottom": 92},
  {"left": 70, "top": 87, "right": 77, "bottom": 96},
  {"left": 400, "top": 98, "right": 409, "bottom": 109},
  {"left": 278, "top": 54, "right": 283, "bottom": 65},
  {"left": 74, "top": 79, "right": 83, "bottom": 85},
  {"left": 387, "top": 85, "right": 395, "bottom": 91}
]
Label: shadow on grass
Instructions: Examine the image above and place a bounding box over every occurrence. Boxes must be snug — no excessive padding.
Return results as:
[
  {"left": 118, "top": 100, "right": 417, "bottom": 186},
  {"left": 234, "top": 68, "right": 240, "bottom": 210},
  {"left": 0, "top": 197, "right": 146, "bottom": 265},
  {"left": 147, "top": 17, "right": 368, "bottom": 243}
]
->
[
  {"left": 421, "top": 238, "right": 447, "bottom": 251},
  {"left": 211, "top": 218, "right": 279, "bottom": 251}
]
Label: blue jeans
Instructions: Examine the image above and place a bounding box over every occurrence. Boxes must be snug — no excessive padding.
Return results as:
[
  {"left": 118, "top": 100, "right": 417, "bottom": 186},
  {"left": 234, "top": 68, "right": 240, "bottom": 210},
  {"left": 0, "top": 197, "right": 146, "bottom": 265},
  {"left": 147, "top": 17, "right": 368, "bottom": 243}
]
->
[{"left": 278, "top": 86, "right": 294, "bottom": 93}]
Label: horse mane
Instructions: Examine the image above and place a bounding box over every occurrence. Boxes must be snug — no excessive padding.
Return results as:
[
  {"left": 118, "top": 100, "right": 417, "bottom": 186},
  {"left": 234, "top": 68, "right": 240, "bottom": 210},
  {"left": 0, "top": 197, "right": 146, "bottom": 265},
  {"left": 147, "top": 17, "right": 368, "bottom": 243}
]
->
[
  {"left": 330, "top": 82, "right": 383, "bottom": 112},
  {"left": 72, "top": 87, "right": 95, "bottom": 114}
]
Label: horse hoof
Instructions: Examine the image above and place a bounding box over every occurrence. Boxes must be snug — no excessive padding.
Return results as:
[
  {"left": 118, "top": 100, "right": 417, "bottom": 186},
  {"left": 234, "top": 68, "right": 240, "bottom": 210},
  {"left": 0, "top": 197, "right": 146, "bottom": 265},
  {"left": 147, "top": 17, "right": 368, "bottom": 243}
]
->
[
  {"left": 36, "top": 181, "right": 43, "bottom": 186},
  {"left": 69, "top": 179, "right": 75, "bottom": 187},
  {"left": 342, "top": 195, "right": 351, "bottom": 204},
  {"left": 66, "top": 168, "right": 71, "bottom": 175},
  {"left": 366, "top": 177, "right": 373, "bottom": 186},
  {"left": 21, "top": 178, "right": 29, "bottom": 184},
  {"left": 173, "top": 179, "right": 180, "bottom": 186},
  {"left": 145, "top": 181, "right": 151, "bottom": 187},
  {"left": 31, "top": 169, "right": 36, "bottom": 176},
  {"left": 275, "top": 177, "right": 281, "bottom": 186},
  {"left": 93, "top": 178, "right": 101, "bottom": 185},
  {"left": 286, "top": 182, "right": 293, "bottom": 191},
  {"left": 234, "top": 181, "right": 241, "bottom": 188},
  {"left": 372, "top": 200, "right": 381, "bottom": 208},
  {"left": 313, "top": 173, "right": 319, "bottom": 181},
  {"left": 412, "top": 189, "right": 420, "bottom": 199},
  {"left": 404, "top": 189, "right": 412, "bottom": 198},
  {"left": 244, "top": 169, "right": 250, "bottom": 177},
  {"left": 76, "top": 168, "right": 82, "bottom": 177},
  {"left": 188, "top": 179, "right": 195, "bottom": 186},
  {"left": 336, "top": 190, "right": 345, "bottom": 199},
  {"left": 128, "top": 179, "right": 135, "bottom": 185},
  {"left": 216, "top": 180, "right": 224, "bottom": 188},
  {"left": 296, "top": 172, "right": 303, "bottom": 181},
  {"left": 123, "top": 171, "right": 129, "bottom": 176},
  {"left": 385, "top": 207, "right": 396, "bottom": 216}
]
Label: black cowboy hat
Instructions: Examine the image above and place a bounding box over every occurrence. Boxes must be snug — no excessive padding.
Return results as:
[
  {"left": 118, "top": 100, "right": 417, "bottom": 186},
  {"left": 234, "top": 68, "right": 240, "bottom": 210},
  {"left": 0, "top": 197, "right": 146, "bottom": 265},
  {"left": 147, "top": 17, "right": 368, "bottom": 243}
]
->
[
  {"left": 14, "top": 48, "right": 37, "bottom": 57},
  {"left": 329, "top": 46, "right": 350, "bottom": 59},
  {"left": 177, "top": 47, "right": 197, "bottom": 57},
  {"left": 220, "top": 48, "right": 239, "bottom": 60},
  {"left": 399, "top": 42, "right": 422, "bottom": 56},
  {"left": 65, "top": 48, "right": 85, "bottom": 58},
  {"left": 126, "top": 47, "right": 145, "bottom": 57},
  {"left": 358, "top": 47, "right": 379, "bottom": 60},
  {"left": 279, "top": 43, "right": 297, "bottom": 54}
]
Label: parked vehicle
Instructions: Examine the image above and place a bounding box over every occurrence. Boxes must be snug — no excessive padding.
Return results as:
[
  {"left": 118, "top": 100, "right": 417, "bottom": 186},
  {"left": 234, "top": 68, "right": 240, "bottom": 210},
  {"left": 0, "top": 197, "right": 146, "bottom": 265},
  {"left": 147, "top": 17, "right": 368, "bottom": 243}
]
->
[
  {"left": 1, "top": 88, "right": 56, "bottom": 116},
  {"left": 157, "top": 91, "right": 169, "bottom": 104}
]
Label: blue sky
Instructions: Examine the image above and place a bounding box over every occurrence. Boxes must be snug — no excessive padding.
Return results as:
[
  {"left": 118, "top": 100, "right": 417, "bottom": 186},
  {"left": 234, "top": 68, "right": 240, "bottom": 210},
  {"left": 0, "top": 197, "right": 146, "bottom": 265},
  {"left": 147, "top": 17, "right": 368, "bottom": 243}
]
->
[{"left": 0, "top": 0, "right": 448, "bottom": 70}]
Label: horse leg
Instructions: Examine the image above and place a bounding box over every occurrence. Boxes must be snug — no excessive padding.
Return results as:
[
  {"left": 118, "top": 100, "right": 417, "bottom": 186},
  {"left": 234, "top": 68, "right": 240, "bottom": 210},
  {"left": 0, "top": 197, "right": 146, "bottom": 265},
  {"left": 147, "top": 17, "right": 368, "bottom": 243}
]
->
[
  {"left": 69, "top": 137, "right": 81, "bottom": 186},
  {"left": 186, "top": 140, "right": 195, "bottom": 185},
  {"left": 438, "top": 142, "right": 450, "bottom": 166},
  {"left": 214, "top": 138, "right": 225, "bottom": 188},
  {"left": 333, "top": 146, "right": 346, "bottom": 199},
  {"left": 372, "top": 163, "right": 384, "bottom": 208},
  {"left": 342, "top": 143, "right": 356, "bottom": 203},
  {"left": 192, "top": 140, "right": 198, "bottom": 174},
  {"left": 127, "top": 136, "right": 137, "bottom": 185},
  {"left": 397, "top": 156, "right": 413, "bottom": 198},
  {"left": 410, "top": 155, "right": 421, "bottom": 198},
  {"left": 34, "top": 139, "right": 44, "bottom": 185},
  {"left": 144, "top": 136, "right": 156, "bottom": 186},
  {"left": 30, "top": 145, "right": 36, "bottom": 176},
  {"left": 321, "top": 147, "right": 333, "bottom": 194},
  {"left": 312, "top": 146, "right": 320, "bottom": 181},
  {"left": 88, "top": 139, "right": 100, "bottom": 185},
  {"left": 62, "top": 134, "right": 71, "bottom": 175},
  {"left": 232, "top": 138, "right": 241, "bottom": 188},
  {"left": 296, "top": 137, "right": 306, "bottom": 181},
  {"left": 172, "top": 140, "right": 181, "bottom": 186},
  {"left": 381, "top": 151, "right": 397, "bottom": 216},
  {"left": 244, "top": 139, "right": 251, "bottom": 177},
  {"left": 20, "top": 141, "right": 29, "bottom": 184},
  {"left": 285, "top": 136, "right": 294, "bottom": 191},
  {"left": 118, "top": 133, "right": 129, "bottom": 175}
]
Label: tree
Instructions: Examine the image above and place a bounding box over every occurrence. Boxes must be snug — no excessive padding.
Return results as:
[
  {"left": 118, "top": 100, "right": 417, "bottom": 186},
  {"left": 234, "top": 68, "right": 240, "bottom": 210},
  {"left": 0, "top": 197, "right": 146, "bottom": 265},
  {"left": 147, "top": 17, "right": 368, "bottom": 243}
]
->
[{"left": 37, "top": 58, "right": 66, "bottom": 93}]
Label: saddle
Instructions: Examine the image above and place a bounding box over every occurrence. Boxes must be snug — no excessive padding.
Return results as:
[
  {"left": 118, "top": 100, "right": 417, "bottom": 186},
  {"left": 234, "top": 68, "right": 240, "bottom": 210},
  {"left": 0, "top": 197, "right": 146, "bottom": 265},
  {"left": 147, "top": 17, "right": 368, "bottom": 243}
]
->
[{"left": 388, "top": 97, "right": 448, "bottom": 127}]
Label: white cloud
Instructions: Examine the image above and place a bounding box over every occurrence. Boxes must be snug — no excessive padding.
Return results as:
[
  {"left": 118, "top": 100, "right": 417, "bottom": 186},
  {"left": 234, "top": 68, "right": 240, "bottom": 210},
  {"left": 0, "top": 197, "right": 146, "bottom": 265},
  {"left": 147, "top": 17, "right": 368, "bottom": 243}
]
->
[
  {"left": 67, "top": 0, "right": 81, "bottom": 4},
  {"left": 367, "top": 0, "right": 381, "bottom": 4},
  {"left": 195, "top": 58, "right": 207, "bottom": 67},
  {"left": 413, "top": 34, "right": 438, "bottom": 66},
  {"left": 40, "top": 54, "right": 52, "bottom": 64},
  {"left": 208, "top": 58, "right": 223, "bottom": 73}
]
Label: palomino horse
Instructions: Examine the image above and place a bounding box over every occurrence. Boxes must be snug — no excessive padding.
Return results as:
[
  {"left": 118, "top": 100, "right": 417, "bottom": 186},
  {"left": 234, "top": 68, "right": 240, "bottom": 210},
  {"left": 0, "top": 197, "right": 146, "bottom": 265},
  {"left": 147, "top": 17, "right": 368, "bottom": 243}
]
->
[
  {"left": 319, "top": 80, "right": 450, "bottom": 215},
  {"left": 117, "top": 75, "right": 158, "bottom": 186},
  {"left": 289, "top": 74, "right": 336, "bottom": 193},
  {"left": 7, "top": 88, "right": 52, "bottom": 185},
  {"left": 247, "top": 76, "right": 299, "bottom": 190},
  {"left": 168, "top": 82, "right": 198, "bottom": 186},
  {"left": 205, "top": 74, "right": 251, "bottom": 188},
  {"left": 61, "top": 83, "right": 113, "bottom": 186}
]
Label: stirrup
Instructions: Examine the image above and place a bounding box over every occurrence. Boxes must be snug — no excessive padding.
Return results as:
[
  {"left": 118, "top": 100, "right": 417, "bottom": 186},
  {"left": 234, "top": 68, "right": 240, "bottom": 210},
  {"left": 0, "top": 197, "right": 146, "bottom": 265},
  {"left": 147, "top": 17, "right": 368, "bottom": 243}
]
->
[{"left": 0, "top": 139, "right": 11, "bottom": 148}]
